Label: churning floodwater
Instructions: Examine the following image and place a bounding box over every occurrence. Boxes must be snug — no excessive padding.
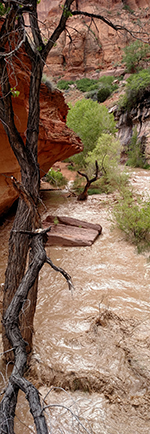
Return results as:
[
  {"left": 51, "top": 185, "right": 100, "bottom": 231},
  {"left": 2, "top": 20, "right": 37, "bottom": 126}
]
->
[{"left": 1, "top": 168, "right": 150, "bottom": 433}]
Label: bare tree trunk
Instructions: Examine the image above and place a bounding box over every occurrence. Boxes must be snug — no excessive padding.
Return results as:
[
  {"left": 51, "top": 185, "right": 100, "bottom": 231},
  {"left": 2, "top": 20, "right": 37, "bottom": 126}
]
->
[
  {"left": 3, "top": 199, "right": 38, "bottom": 361},
  {"left": 2, "top": 51, "right": 43, "bottom": 360},
  {"left": 77, "top": 161, "right": 99, "bottom": 201},
  {"left": 0, "top": 0, "right": 75, "bottom": 372}
]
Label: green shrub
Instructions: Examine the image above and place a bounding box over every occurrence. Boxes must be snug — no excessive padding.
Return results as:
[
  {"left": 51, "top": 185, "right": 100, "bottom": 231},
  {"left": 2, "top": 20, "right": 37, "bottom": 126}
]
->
[
  {"left": 97, "top": 85, "right": 112, "bottom": 102},
  {"left": 85, "top": 133, "right": 128, "bottom": 193},
  {"left": 57, "top": 79, "right": 75, "bottom": 90},
  {"left": 123, "top": 40, "right": 150, "bottom": 73},
  {"left": 67, "top": 99, "right": 117, "bottom": 167},
  {"left": 85, "top": 76, "right": 118, "bottom": 102},
  {"left": 118, "top": 69, "right": 150, "bottom": 112},
  {"left": 86, "top": 89, "right": 98, "bottom": 101},
  {"left": 46, "top": 169, "right": 67, "bottom": 187},
  {"left": 76, "top": 78, "right": 99, "bottom": 92},
  {"left": 113, "top": 187, "right": 150, "bottom": 246},
  {"left": 98, "top": 76, "right": 118, "bottom": 101},
  {"left": 98, "top": 75, "right": 115, "bottom": 86}
]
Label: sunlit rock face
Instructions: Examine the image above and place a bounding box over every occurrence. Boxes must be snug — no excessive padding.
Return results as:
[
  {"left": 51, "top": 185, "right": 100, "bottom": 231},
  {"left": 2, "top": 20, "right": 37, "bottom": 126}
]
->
[
  {"left": 38, "top": 0, "right": 150, "bottom": 79},
  {"left": 0, "top": 58, "right": 83, "bottom": 216}
]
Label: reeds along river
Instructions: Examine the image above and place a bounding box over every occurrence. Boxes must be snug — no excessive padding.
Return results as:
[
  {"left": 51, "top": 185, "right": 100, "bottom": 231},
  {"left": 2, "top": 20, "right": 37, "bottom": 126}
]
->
[{"left": 1, "top": 168, "right": 150, "bottom": 433}]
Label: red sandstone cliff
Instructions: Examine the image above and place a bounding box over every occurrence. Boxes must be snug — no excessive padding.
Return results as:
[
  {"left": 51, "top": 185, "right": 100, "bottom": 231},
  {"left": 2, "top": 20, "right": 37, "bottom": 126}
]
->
[
  {"left": 37, "top": 0, "right": 150, "bottom": 79},
  {"left": 0, "top": 54, "right": 83, "bottom": 216}
]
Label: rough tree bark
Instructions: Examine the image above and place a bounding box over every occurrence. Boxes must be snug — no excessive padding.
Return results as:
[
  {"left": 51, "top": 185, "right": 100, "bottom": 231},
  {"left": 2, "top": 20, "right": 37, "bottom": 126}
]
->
[
  {"left": 1, "top": 0, "right": 75, "bottom": 363},
  {"left": 0, "top": 1, "right": 75, "bottom": 431}
]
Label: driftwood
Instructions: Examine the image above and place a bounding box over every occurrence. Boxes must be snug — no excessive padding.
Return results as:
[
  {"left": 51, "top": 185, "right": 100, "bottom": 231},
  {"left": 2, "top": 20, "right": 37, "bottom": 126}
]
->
[
  {"left": 1, "top": 225, "right": 74, "bottom": 433},
  {"left": 77, "top": 160, "right": 99, "bottom": 201}
]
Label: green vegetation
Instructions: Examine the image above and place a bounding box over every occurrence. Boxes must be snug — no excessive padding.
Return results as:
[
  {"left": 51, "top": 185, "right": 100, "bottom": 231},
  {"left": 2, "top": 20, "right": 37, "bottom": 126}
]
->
[
  {"left": 57, "top": 75, "right": 118, "bottom": 102},
  {"left": 76, "top": 78, "right": 99, "bottom": 92},
  {"left": 123, "top": 4, "right": 134, "bottom": 13},
  {"left": 10, "top": 87, "right": 20, "bottom": 98},
  {"left": 53, "top": 217, "right": 59, "bottom": 225},
  {"left": 126, "top": 127, "right": 148, "bottom": 169},
  {"left": 97, "top": 76, "right": 118, "bottom": 102},
  {"left": 85, "top": 133, "right": 128, "bottom": 193},
  {"left": 98, "top": 75, "right": 116, "bottom": 86},
  {"left": 97, "top": 85, "right": 112, "bottom": 103},
  {"left": 123, "top": 40, "right": 150, "bottom": 73},
  {"left": 113, "top": 187, "right": 150, "bottom": 247},
  {"left": 57, "top": 79, "right": 75, "bottom": 90},
  {"left": 67, "top": 99, "right": 117, "bottom": 167},
  {"left": 118, "top": 69, "right": 150, "bottom": 112},
  {"left": 86, "top": 89, "right": 98, "bottom": 101},
  {"left": 71, "top": 133, "right": 128, "bottom": 195},
  {"left": 0, "top": 2, "right": 10, "bottom": 15},
  {"left": 46, "top": 169, "right": 67, "bottom": 187}
]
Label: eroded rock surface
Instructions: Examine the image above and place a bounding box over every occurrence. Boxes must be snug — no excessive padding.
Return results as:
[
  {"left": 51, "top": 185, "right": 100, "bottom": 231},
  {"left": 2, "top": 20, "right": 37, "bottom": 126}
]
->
[
  {"left": 38, "top": 0, "right": 150, "bottom": 79},
  {"left": 42, "top": 215, "right": 102, "bottom": 246},
  {"left": 0, "top": 63, "right": 83, "bottom": 216}
]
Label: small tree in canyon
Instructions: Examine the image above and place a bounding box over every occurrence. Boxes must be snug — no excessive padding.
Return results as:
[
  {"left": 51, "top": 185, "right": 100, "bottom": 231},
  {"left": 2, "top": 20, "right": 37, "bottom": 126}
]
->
[{"left": 0, "top": 1, "right": 149, "bottom": 432}]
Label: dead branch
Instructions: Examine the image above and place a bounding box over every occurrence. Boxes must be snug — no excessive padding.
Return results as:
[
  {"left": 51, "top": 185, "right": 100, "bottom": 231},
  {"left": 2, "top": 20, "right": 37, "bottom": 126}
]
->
[
  {"left": 46, "top": 257, "right": 75, "bottom": 292},
  {"left": 71, "top": 9, "right": 150, "bottom": 40},
  {"left": 77, "top": 160, "right": 99, "bottom": 201},
  {"left": 1, "top": 225, "right": 74, "bottom": 433}
]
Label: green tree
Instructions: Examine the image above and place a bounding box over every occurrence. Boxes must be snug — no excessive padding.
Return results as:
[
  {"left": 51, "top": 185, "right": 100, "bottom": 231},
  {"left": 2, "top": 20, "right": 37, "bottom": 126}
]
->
[
  {"left": 67, "top": 99, "right": 117, "bottom": 166},
  {"left": 85, "top": 133, "right": 128, "bottom": 192},
  {"left": 123, "top": 40, "right": 150, "bottom": 73}
]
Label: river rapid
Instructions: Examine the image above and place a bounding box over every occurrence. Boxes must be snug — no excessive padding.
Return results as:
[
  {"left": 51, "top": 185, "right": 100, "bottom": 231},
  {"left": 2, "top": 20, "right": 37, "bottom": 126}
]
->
[{"left": 1, "top": 168, "right": 150, "bottom": 433}]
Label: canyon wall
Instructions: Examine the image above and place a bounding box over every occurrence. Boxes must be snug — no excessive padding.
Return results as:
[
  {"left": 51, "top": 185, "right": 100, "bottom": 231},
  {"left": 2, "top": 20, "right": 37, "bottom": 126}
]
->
[
  {"left": 0, "top": 59, "right": 83, "bottom": 216},
  {"left": 38, "top": 0, "right": 150, "bottom": 80}
]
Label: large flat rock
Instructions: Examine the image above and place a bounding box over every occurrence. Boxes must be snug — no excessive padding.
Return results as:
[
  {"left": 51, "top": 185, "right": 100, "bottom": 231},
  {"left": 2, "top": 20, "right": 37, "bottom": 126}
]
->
[{"left": 42, "top": 215, "right": 102, "bottom": 246}]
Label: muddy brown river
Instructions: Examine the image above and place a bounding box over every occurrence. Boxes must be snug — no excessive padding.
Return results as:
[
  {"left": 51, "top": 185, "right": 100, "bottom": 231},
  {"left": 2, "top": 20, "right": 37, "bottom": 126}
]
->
[{"left": 1, "top": 168, "right": 150, "bottom": 433}]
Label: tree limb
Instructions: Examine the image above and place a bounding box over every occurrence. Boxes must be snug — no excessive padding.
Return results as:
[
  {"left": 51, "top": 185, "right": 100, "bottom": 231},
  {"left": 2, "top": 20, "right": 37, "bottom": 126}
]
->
[
  {"left": 71, "top": 9, "right": 147, "bottom": 38},
  {"left": 77, "top": 160, "right": 99, "bottom": 201}
]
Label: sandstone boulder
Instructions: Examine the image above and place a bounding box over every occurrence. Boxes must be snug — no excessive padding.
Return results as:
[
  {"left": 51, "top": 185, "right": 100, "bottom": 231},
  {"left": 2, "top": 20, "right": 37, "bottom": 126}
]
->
[{"left": 42, "top": 215, "right": 102, "bottom": 246}]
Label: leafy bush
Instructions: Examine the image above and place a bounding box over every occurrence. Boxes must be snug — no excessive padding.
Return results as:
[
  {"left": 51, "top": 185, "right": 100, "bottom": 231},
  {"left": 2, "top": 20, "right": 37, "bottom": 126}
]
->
[
  {"left": 76, "top": 78, "right": 99, "bottom": 92},
  {"left": 85, "top": 133, "right": 128, "bottom": 193},
  {"left": 118, "top": 69, "right": 150, "bottom": 112},
  {"left": 86, "top": 89, "right": 98, "bottom": 101},
  {"left": 57, "top": 75, "right": 118, "bottom": 103},
  {"left": 113, "top": 187, "right": 150, "bottom": 246},
  {"left": 67, "top": 99, "right": 117, "bottom": 167},
  {"left": 57, "top": 79, "right": 75, "bottom": 90},
  {"left": 97, "top": 76, "right": 118, "bottom": 102},
  {"left": 98, "top": 75, "right": 115, "bottom": 86},
  {"left": 46, "top": 169, "right": 67, "bottom": 187},
  {"left": 97, "top": 85, "right": 112, "bottom": 102},
  {"left": 123, "top": 40, "right": 150, "bottom": 73}
]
